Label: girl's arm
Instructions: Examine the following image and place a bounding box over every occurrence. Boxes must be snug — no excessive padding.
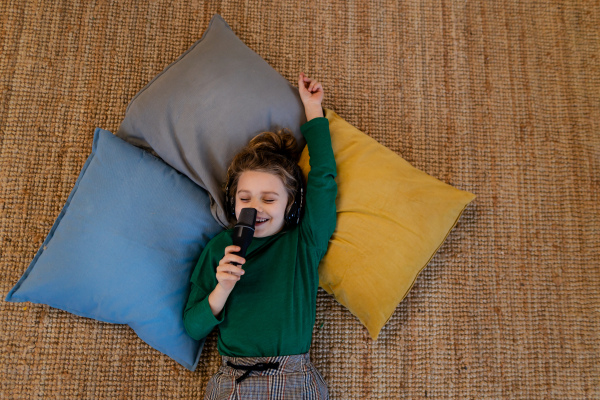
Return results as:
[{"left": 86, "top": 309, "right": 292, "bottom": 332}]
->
[
  {"left": 297, "top": 73, "right": 337, "bottom": 250},
  {"left": 183, "top": 239, "right": 245, "bottom": 339},
  {"left": 299, "top": 118, "right": 337, "bottom": 250}
]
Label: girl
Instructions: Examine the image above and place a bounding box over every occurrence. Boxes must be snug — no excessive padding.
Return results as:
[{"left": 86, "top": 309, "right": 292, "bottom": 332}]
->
[{"left": 184, "top": 73, "right": 336, "bottom": 399}]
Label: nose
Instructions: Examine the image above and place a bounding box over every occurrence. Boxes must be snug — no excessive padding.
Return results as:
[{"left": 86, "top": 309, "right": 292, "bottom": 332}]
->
[{"left": 248, "top": 199, "right": 262, "bottom": 213}]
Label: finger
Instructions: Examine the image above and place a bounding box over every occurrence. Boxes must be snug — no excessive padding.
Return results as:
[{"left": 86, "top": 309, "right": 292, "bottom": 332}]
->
[
  {"left": 219, "top": 254, "right": 246, "bottom": 266},
  {"left": 312, "top": 82, "right": 323, "bottom": 93},
  {"left": 217, "top": 271, "right": 242, "bottom": 283},
  {"left": 217, "top": 264, "right": 245, "bottom": 276},
  {"left": 217, "top": 269, "right": 242, "bottom": 279},
  {"left": 299, "top": 80, "right": 310, "bottom": 95},
  {"left": 222, "top": 246, "right": 245, "bottom": 265},
  {"left": 224, "top": 245, "right": 241, "bottom": 255},
  {"left": 300, "top": 73, "right": 314, "bottom": 88},
  {"left": 216, "top": 272, "right": 241, "bottom": 284}
]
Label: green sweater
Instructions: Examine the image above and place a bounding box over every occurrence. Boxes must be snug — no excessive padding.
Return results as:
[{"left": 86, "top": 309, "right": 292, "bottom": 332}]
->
[{"left": 183, "top": 117, "right": 337, "bottom": 357}]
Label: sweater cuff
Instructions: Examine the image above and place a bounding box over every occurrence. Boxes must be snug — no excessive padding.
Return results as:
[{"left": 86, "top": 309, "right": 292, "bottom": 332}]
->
[
  {"left": 184, "top": 296, "right": 224, "bottom": 340},
  {"left": 301, "top": 116, "right": 328, "bottom": 134}
]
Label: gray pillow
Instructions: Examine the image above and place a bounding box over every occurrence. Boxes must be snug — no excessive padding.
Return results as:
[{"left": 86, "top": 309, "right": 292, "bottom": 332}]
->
[{"left": 117, "top": 14, "right": 306, "bottom": 226}]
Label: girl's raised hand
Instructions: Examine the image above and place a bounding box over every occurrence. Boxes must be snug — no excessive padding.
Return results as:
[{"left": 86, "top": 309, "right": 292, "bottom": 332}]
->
[{"left": 298, "top": 73, "right": 324, "bottom": 120}]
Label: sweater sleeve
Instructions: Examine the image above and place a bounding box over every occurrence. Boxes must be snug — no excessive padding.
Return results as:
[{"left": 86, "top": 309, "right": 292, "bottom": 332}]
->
[
  {"left": 183, "top": 235, "right": 226, "bottom": 340},
  {"left": 299, "top": 117, "right": 338, "bottom": 251}
]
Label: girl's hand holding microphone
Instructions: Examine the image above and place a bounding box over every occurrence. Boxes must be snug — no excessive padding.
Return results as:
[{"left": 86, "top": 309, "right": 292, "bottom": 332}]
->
[
  {"left": 216, "top": 245, "right": 246, "bottom": 292},
  {"left": 208, "top": 245, "right": 245, "bottom": 316}
]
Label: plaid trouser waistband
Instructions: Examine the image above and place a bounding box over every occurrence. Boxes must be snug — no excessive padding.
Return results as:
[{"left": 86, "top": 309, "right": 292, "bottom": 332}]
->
[
  {"left": 226, "top": 360, "right": 280, "bottom": 384},
  {"left": 221, "top": 353, "right": 312, "bottom": 377},
  {"left": 204, "top": 353, "right": 328, "bottom": 400}
]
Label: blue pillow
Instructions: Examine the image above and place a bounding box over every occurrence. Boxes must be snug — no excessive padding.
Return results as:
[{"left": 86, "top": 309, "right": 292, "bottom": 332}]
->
[{"left": 5, "top": 128, "right": 223, "bottom": 370}]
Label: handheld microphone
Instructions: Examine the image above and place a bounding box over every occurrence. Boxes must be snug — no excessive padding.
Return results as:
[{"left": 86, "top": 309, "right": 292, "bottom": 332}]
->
[{"left": 231, "top": 208, "right": 257, "bottom": 266}]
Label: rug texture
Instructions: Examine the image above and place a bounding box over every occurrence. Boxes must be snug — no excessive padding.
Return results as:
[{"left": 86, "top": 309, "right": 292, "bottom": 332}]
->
[{"left": 1, "top": 1, "right": 598, "bottom": 399}]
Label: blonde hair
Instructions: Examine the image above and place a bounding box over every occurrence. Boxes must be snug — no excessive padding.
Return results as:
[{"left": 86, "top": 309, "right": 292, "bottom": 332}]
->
[{"left": 224, "top": 130, "right": 303, "bottom": 224}]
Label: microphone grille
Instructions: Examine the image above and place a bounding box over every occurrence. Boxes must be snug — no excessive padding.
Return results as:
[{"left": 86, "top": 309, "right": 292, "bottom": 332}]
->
[{"left": 237, "top": 208, "right": 257, "bottom": 228}]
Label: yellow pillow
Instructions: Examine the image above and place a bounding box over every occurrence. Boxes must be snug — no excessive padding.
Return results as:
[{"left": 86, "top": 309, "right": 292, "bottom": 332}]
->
[{"left": 299, "top": 109, "right": 476, "bottom": 339}]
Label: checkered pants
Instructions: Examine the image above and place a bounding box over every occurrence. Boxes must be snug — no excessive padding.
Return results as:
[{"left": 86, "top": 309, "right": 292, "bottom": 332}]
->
[{"left": 203, "top": 353, "right": 328, "bottom": 400}]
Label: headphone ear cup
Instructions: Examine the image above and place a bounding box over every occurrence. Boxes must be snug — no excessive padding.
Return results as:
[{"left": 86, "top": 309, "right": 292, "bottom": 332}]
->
[
  {"left": 286, "top": 188, "right": 303, "bottom": 226},
  {"left": 224, "top": 182, "right": 236, "bottom": 220},
  {"left": 229, "top": 192, "right": 235, "bottom": 218},
  {"left": 285, "top": 168, "right": 305, "bottom": 227}
]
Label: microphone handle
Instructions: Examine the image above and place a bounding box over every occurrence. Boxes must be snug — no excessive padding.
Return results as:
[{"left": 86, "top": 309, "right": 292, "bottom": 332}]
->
[{"left": 232, "top": 225, "right": 253, "bottom": 266}]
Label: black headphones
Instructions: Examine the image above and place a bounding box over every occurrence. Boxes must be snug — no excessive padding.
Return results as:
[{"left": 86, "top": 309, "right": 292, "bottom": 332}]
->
[{"left": 224, "top": 167, "right": 305, "bottom": 228}]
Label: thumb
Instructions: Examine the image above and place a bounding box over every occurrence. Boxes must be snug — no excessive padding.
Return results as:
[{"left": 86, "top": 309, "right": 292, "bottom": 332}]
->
[{"left": 298, "top": 73, "right": 306, "bottom": 92}]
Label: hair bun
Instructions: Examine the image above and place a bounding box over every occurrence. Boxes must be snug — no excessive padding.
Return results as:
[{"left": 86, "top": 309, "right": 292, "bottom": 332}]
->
[{"left": 248, "top": 129, "right": 301, "bottom": 161}]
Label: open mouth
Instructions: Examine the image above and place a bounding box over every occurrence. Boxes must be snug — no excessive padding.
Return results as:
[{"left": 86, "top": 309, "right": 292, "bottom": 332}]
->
[{"left": 255, "top": 218, "right": 269, "bottom": 226}]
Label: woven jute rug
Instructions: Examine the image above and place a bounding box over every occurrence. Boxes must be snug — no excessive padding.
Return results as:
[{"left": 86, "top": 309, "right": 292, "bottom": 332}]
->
[{"left": 1, "top": 1, "right": 598, "bottom": 398}]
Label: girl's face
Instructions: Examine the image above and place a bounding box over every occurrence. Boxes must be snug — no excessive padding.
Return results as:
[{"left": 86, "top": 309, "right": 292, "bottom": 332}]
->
[{"left": 235, "top": 170, "right": 289, "bottom": 238}]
